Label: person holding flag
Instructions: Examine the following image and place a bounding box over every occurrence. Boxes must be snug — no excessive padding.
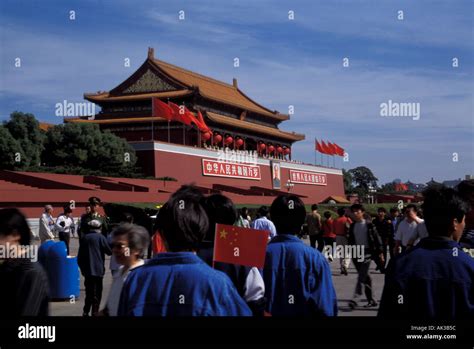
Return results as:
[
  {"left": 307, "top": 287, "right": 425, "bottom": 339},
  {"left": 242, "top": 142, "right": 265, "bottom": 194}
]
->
[
  {"left": 197, "top": 194, "right": 266, "bottom": 316},
  {"left": 118, "top": 186, "right": 251, "bottom": 316},
  {"left": 263, "top": 195, "right": 338, "bottom": 316}
]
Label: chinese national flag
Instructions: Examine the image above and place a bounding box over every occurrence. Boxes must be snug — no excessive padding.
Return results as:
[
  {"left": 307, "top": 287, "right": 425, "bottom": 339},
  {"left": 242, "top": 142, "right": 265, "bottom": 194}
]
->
[
  {"left": 328, "top": 142, "right": 339, "bottom": 156},
  {"left": 152, "top": 98, "right": 175, "bottom": 121},
  {"left": 168, "top": 102, "right": 202, "bottom": 128},
  {"left": 315, "top": 140, "right": 324, "bottom": 153},
  {"left": 321, "top": 141, "right": 334, "bottom": 155},
  {"left": 333, "top": 143, "right": 345, "bottom": 156},
  {"left": 196, "top": 110, "right": 211, "bottom": 133},
  {"left": 213, "top": 224, "right": 269, "bottom": 268}
]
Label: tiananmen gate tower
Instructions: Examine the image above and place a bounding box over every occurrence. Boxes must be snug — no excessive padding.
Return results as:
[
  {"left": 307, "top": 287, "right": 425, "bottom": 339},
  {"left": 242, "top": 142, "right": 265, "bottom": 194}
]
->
[{"left": 0, "top": 48, "right": 344, "bottom": 217}]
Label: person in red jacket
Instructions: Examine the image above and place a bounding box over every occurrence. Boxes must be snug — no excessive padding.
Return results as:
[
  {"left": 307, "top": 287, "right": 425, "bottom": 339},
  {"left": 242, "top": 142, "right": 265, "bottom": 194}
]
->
[
  {"left": 322, "top": 211, "right": 335, "bottom": 262},
  {"left": 333, "top": 207, "right": 352, "bottom": 275}
]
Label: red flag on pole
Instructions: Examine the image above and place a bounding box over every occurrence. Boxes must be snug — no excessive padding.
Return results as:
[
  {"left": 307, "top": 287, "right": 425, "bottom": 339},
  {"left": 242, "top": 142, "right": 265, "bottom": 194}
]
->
[
  {"left": 333, "top": 143, "right": 345, "bottom": 156},
  {"left": 321, "top": 141, "right": 333, "bottom": 155},
  {"left": 152, "top": 98, "right": 175, "bottom": 121},
  {"left": 328, "top": 142, "right": 339, "bottom": 156},
  {"left": 196, "top": 110, "right": 211, "bottom": 133},
  {"left": 213, "top": 224, "right": 269, "bottom": 268},
  {"left": 316, "top": 140, "right": 325, "bottom": 153},
  {"left": 168, "top": 102, "right": 203, "bottom": 128}
]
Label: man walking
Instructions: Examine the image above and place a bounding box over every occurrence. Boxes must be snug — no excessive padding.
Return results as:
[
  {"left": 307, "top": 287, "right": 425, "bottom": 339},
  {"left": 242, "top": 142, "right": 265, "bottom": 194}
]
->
[
  {"left": 348, "top": 204, "right": 384, "bottom": 309},
  {"left": 372, "top": 207, "right": 393, "bottom": 269},
  {"left": 333, "top": 207, "right": 352, "bottom": 275},
  {"left": 77, "top": 220, "right": 112, "bottom": 316},
  {"left": 393, "top": 204, "right": 423, "bottom": 255},
  {"left": 252, "top": 206, "right": 277, "bottom": 240},
  {"left": 304, "top": 204, "right": 322, "bottom": 251}
]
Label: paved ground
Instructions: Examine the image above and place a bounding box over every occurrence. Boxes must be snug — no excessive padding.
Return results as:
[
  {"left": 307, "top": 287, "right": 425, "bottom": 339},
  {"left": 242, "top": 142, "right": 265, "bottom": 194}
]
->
[{"left": 49, "top": 236, "right": 386, "bottom": 316}]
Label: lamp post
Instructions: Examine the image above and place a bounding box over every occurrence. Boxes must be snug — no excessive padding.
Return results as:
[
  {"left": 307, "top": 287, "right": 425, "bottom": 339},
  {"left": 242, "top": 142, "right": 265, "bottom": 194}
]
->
[
  {"left": 367, "top": 185, "right": 377, "bottom": 204},
  {"left": 285, "top": 180, "right": 294, "bottom": 193}
]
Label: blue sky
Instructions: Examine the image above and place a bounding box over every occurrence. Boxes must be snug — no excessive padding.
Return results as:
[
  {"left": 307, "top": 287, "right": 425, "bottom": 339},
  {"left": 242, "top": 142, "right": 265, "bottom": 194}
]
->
[{"left": 1, "top": 0, "right": 472, "bottom": 184}]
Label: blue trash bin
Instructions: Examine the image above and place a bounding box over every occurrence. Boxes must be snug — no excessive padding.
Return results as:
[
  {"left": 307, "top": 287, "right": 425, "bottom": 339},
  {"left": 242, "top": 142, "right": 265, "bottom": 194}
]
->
[
  {"left": 47, "top": 241, "right": 80, "bottom": 299},
  {"left": 38, "top": 240, "right": 55, "bottom": 269}
]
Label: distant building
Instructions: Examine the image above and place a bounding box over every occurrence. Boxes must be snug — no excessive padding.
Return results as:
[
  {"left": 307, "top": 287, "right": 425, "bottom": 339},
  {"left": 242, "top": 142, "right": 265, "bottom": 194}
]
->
[
  {"left": 405, "top": 180, "right": 426, "bottom": 193},
  {"left": 442, "top": 178, "right": 463, "bottom": 188},
  {"left": 376, "top": 193, "right": 423, "bottom": 204},
  {"left": 426, "top": 178, "right": 441, "bottom": 187}
]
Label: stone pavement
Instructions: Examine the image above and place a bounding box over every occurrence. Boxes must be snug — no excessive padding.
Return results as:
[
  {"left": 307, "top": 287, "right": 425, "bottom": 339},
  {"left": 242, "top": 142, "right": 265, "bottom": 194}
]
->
[{"left": 49, "top": 236, "right": 386, "bottom": 316}]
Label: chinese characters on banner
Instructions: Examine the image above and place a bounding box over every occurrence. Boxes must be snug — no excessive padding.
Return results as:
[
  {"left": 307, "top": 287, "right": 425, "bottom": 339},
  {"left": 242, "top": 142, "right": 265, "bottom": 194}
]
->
[
  {"left": 289, "top": 170, "right": 327, "bottom": 186},
  {"left": 202, "top": 159, "right": 261, "bottom": 180}
]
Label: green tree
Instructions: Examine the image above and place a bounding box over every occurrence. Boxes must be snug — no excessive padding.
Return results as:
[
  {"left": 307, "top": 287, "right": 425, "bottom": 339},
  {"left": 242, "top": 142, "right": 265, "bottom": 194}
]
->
[
  {"left": 342, "top": 168, "right": 353, "bottom": 193},
  {"left": 379, "top": 182, "right": 396, "bottom": 193},
  {"left": 348, "top": 166, "right": 378, "bottom": 194},
  {"left": 0, "top": 125, "right": 25, "bottom": 170},
  {"left": 4, "top": 112, "right": 45, "bottom": 168},
  {"left": 42, "top": 123, "right": 138, "bottom": 176}
]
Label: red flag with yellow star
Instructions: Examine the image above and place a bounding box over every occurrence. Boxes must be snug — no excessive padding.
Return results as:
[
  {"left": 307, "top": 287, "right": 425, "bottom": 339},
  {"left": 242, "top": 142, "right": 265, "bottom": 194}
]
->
[{"left": 213, "top": 224, "right": 269, "bottom": 268}]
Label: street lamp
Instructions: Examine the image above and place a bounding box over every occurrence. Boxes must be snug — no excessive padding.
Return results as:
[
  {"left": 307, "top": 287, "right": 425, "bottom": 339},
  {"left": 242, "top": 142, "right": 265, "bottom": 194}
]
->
[
  {"left": 285, "top": 180, "right": 294, "bottom": 192},
  {"left": 367, "top": 185, "right": 377, "bottom": 204}
]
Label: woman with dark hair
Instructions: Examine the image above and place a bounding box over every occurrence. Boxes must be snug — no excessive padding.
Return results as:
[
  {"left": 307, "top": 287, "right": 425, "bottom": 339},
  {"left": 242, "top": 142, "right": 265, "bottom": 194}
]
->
[
  {"left": 0, "top": 208, "right": 49, "bottom": 316},
  {"left": 118, "top": 186, "right": 251, "bottom": 316},
  {"left": 198, "top": 194, "right": 266, "bottom": 316}
]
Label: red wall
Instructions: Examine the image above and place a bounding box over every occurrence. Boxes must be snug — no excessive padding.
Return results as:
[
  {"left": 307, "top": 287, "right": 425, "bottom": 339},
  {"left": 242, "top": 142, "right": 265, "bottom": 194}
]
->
[{"left": 148, "top": 148, "right": 344, "bottom": 205}]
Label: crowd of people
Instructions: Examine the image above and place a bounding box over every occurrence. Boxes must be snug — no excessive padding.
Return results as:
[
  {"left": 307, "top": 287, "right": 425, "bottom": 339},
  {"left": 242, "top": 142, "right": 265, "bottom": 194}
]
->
[{"left": 0, "top": 179, "right": 473, "bottom": 318}]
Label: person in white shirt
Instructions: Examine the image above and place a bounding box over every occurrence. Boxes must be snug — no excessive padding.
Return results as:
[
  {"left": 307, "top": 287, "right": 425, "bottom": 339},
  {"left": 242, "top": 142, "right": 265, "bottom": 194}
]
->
[
  {"left": 39, "top": 205, "right": 55, "bottom": 243},
  {"left": 56, "top": 205, "right": 75, "bottom": 255},
  {"left": 407, "top": 221, "right": 429, "bottom": 248},
  {"left": 103, "top": 223, "right": 149, "bottom": 316},
  {"left": 393, "top": 204, "right": 424, "bottom": 255},
  {"left": 251, "top": 206, "right": 277, "bottom": 240}
]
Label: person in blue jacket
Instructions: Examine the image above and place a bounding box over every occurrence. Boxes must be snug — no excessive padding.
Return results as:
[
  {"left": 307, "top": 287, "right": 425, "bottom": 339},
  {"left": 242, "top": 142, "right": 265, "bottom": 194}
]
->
[
  {"left": 264, "top": 195, "right": 338, "bottom": 316},
  {"left": 197, "top": 194, "right": 266, "bottom": 316},
  {"left": 378, "top": 185, "right": 474, "bottom": 318},
  {"left": 77, "top": 219, "right": 112, "bottom": 316},
  {"left": 118, "top": 185, "right": 252, "bottom": 316}
]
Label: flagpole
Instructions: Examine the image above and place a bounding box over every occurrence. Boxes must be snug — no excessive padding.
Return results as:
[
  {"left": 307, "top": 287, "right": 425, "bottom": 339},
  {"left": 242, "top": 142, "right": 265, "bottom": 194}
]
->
[{"left": 314, "top": 137, "right": 317, "bottom": 166}]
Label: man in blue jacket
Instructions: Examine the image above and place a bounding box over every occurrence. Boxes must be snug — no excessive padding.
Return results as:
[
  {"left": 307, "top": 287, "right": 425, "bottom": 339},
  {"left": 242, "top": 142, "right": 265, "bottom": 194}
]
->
[
  {"left": 77, "top": 219, "right": 112, "bottom": 316},
  {"left": 118, "top": 186, "right": 251, "bottom": 316},
  {"left": 378, "top": 185, "right": 474, "bottom": 318},
  {"left": 264, "top": 195, "right": 338, "bottom": 316}
]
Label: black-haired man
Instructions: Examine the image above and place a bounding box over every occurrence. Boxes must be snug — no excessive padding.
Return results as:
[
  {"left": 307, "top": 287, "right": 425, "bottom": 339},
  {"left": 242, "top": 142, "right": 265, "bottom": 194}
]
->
[
  {"left": 264, "top": 195, "right": 337, "bottom": 316},
  {"left": 372, "top": 207, "right": 393, "bottom": 269},
  {"left": 458, "top": 179, "right": 474, "bottom": 253},
  {"left": 348, "top": 204, "right": 384, "bottom": 309},
  {"left": 379, "top": 185, "right": 474, "bottom": 318},
  {"left": 252, "top": 206, "right": 277, "bottom": 240},
  {"left": 393, "top": 204, "right": 423, "bottom": 255},
  {"left": 304, "top": 204, "right": 323, "bottom": 251}
]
